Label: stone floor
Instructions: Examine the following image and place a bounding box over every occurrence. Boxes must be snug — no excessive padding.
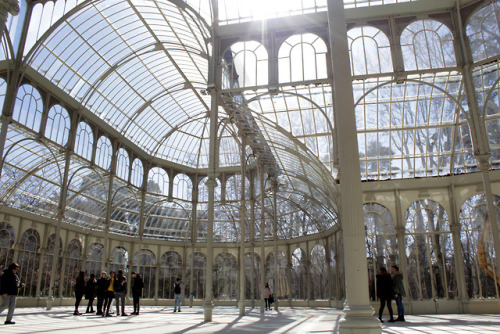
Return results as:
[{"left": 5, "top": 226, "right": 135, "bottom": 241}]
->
[{"left": 1, "top": 306, "right": 499, "bottom": 333}]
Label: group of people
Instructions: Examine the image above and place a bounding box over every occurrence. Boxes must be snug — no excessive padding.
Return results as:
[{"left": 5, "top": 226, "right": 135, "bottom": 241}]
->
[
  {"left": 376, "top": 265, "right": 406, "bottom": 323},
  {"left": 74, "top": 270, "right": 144, "bottom": 317}
]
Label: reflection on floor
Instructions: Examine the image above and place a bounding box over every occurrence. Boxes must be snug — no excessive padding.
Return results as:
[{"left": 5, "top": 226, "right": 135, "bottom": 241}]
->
[{"left": 0, "top": 306, "right": 499, "bottom": 333}]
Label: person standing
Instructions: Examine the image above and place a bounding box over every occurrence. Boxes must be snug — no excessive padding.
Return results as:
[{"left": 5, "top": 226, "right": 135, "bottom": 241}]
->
[
  {"left": 376, "top": 267, "right": 394, "bottom": 323},
  {"left": 264, "top": 282, "right": 272, "bottom": 311},
  {"left": 103, "top": 271, "right": 115, "bottom": 317},
  {"left": 74, "top": 271, "right": 86, "bottom": 315},
  {"left": 391, "top": 265, "right": 406, "bottom": 322},
  {"left": 173, "top": 278, "right": 183, "bottom": 312},
  {"left": 0, "top": 263, "right": 25, "bottom": 325},
  {"left": 114, "top": 269, "right": 127, "bottom": 316},
  {"left": 131, "top": 272, "right": 144, "bottom": 315},
  {"left": 85, "top": 273, "right": 97, "bottom": 313},
  {"left": 96, "top": 271, "right": 107, "bottom": 315}
]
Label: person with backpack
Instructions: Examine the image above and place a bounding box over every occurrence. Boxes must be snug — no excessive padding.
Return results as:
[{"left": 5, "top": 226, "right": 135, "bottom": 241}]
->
[
  {"left": 173, "top": 278, "right": 183, "bottom": 313},
  {"left": 0, "top": 263, "right": 24, "bottom": 324},
  {"left": 131, "top": 272, "right": 144, "bottom": 315}
]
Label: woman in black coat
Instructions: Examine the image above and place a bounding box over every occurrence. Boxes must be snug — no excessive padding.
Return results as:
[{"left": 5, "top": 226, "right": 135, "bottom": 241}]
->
[
  {"left": 85, "top": 273, "right": 97, "bottom": 313},
  {"left": 74, "top": 271, "right": 86, "bottom": 315},
  {"left": 376, "top": 267, "right": 395, "bottom": 323},
  {"left": 131, "top": 272, "right": 144, "bottom": 315}
]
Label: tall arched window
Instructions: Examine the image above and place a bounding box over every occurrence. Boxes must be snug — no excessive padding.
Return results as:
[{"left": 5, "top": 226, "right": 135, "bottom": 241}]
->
[
  {"left": 160, "top": 251, "right": 182, "bottom": 299},
  {"left": 45, "top": 105, "right": 70, "bottom": 146},
  {"left": 460, "top": 194, "right": 500, "bottom": 299},
  {"left": 466, "top": 1, "right": 500, "bottom": 62},
  {"left": 18, "top": 228, "right": 40, "bottom": 297},
  {"left": 13, "top": 84, "right": 43, "bottom": 132},
  {"left": 291, "top": 248, "right": 307, "bottom": 299},
  {"left": 62, "top": 239, "right": 82, "bottom": 297},
  {"left": 348, "top": 26, "right": 393, "bottom": 75},
  {"left": 405, "top": 199, "right": 456, "bottom": 300},
  {"left": 363, "top": 202, "right": 397, "bottom": 301},
  {"left": 401, "top": 19, "right": 456, "bottom": 70},
  {"left": 198, "top": 176, "right": 221, "bottom": 202},
  {"left": 310, "top": 244, "right": 328, "bottom": 300},
  {"left": 214, "top": 252, "right": 237, "bottom": 300},
  {"left": 85, "top": 243, "right": 104, "bottom": 276},
  {"left": 279, "top": 33, "right": 328, "bottom": 83},
  {"left": 41, "top": 234, "right": 62, "bottom": 297},
  {"left": 110, "top": 247, "right": 128, "bottom": 273},
  {"left": 116, "top": 148, "right": 130, "bottom": 182},
  {"left": 222, "top": 40, "right": 268, "bottom": 89},
  {"left": 95, "top": 136, "right": 113, "bottom": 170},
  {"left": 245, "top": 252, "right": 261, "bottom": 299},
  {"left": 132, "top": 249, "right": 156, "bottom": 299},
  {"left": 266, "top": 251, "right": 289, "bottom": 299},
  {"left": 173, "top": 173, "right": 192, "bottom": 201},
  {"left": 186, "top": 252, "right": 206, "bottom": 300},
  {"left": 131, "top": 158, "right": 143, "bottom": 188},
  {"left": 147, "top": 167, "right": 169, "bottom": 196},
  {"left": 74, "top": 122, "right": 94, "bottom": 161},
  {"left": 0, "top": 222, "right": 15, "bottom": 270}
]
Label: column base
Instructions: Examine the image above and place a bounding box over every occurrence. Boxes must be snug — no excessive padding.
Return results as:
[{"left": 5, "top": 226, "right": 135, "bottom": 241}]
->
[
  {"left": 238, "top": 300, "right": 246, "bottom": 316},
  {"left": 339, "top": 305, "right": 381, "bottom": 334},
  {"left": 203, "top": 301, "right": 214, "bottom": 322},
  {"left": 46, "top": 296, "right": 54, "bottom": 311},
  {"left": 260, "top": 299, "right": 265, "bottom": 313}
]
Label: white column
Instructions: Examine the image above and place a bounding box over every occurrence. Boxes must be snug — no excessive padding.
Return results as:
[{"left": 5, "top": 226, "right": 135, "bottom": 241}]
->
[
  {"left": 239, "top": 140, "right": 247, "bottom": 315},
  {"left": 326, "top": 0, "right": 380, "bottom": 332}
]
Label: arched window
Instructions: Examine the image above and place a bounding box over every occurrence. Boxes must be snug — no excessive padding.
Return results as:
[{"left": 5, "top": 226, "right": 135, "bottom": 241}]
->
[
  {"left": 310, "top": 244, "right": 328, "bottom": 300},
  {"left": 147, "top": 167, "right": 169, "bottom": 196},
  {"left": 110, "top": 247, "right": 128, "bottom": 273},
  {"left": 74, "top": 122, "right": 94, "bottom": 161},
  {"left": 41, "top": 234, "right": 62, "bottom": 297},
  {"left": 160, "top": 251, "right": 182, "bottom": 299},
  {"left": 222, "top": 40, "right": 268, "bottom": 89},
  {"left": 13, "top": 84, "right": 43, "bottom": 132},
  {"left": 45, "top": 105, "right": 70, "bottom": 146},
  {"left": 466, "top": 1, "right": 500, "bottom": 62},
  {"left": 62, "top": 239, "right": 82, "bottom": 297},
  {"left": 116, "top": 148, "right": 130, "bottom": 182},
  {"left": 0, "top": 222, "right": 15, "bottom": 270},
  {"left": 245, "top": 252, "right": 261, "bottom": 299},
  {"left": 214, "top": 252, "right": 237, "bottom": 300},
  {"left": 363, "top": 202, "right": 397, "bottom": 301},
  {"left": 18, "top": 228, "right": 40, "bottom": 297},
  {"left": 279, "top": 33, "right": 328, "bottom": 83},
  {"left": 460, "top": 194, "right": 500, "bottom": 299},
  {"left": 405, "top": 199, "right": 456, "bottom": 300},
  {"left": 198, "top": 176, "right": 221, "bottom": 202},
  {"left": 186, "top": 252, "right": 206, "bottom": 300},
  {"left": 291, "top": 248, "right": 307, "bottom": 299},
  {"left": 225, "top": 175, "right": 250, "bottom": 201},
  {"left": 132, "top": 249, "right": 156, "bottom": 299},
  {"left": 85, "top": 243, "right": 104, "bottom": 276},
  {"left": 401, "top": 19, "right": 456, "bottom": 70},
  {"left": 348, "top": 26, "right": 393, "bottom": 75},
  {"left": 131, "top": 158, "right": 143, "bottom": 188},
  {"left": 266, "top": 251, "right": 289, "bottom": 299},
  {"left": 173, "top": 173, "right": 192, "bottom": 201},
  {"left": 95, "top": 136, "right": 113, "bottom": 170}
]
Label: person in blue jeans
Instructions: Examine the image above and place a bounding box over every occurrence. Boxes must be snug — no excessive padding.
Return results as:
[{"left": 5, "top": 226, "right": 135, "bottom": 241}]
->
[
  {"left": 0, "top": 263, "right": 24, "bottom": 325},
  {"left": 391, "top": 265, "right": 405, "bottom": 322},
  {"left": 173, "top": 278, "right": 183, "bottom": 312}
]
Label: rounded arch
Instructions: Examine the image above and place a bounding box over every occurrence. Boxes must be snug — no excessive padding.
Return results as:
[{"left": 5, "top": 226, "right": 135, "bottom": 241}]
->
[
  {"left": 0, "top": 222, "right": 15, "bottom": 270},
  {"left": 74, "top": 121, "right": 94, "bottom": 161},
  {"left": 110, "top": 246, "right": 129, "bottom": 273},
  {"left": 18, "top": 228, "right": 41, "bottom": 297},
  {"left": 131, "top": 158, "right": 144, "bottom": 188},
  {"left": 222, "top": 40, "right": 268, "bottom": 89},
  {"left": 160, "top": 251, "right": 183, "bottom": 299},
  {"left": 214, "top": 252, "right": 237, "bottom": 300},
  {"left": 85, "top": 243, "right": 104, "bottom": 276},
  {"left": 147, "top": 167, "right": 169, "bottom": 196},
  {"left": 291, "top": 247, "right": 307, "bottom": 299},
  {"left": 400, "top": 19, "right": 456, "bottom": 70},
  {"left": 13, "top": 83, "right": 43, "bottom": 132},
  {"left": 95, "top": 135, "right": 113, "bottom": 170},
  {"left": 143, "top": 198, "right": 191, "bottom": 241},
  {"left": 62, "top": 238, "right": 83, "bottom": 297},
  {"left": 132, "top": 249, "right": 157, "bottom": 298},
  {"left": 186, "top": 252, "right": 206, "bottom": 300},
  {"left": 278, "top": 33, "right": 328, "bottom": 83},
  {"left": 173, "top": 173, "right": 192, "bottom": 201},
  {"left": 45, "top": 104, "right": 70, "bottom": 146},
  {"left": 116, "top": 147, "right": 130, "bottom": 182},
  {"left": 466, "top": 1, "right": 500, "bottom": 62},
  {"left": 266, "top": 250, "right": 289, "bottom": 299},
  {"left": 347, "top": 25, "right": 393, "bottom": 76}
]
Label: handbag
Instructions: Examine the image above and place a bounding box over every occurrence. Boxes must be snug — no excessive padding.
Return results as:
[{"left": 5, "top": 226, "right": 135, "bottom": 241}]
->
[{"left": 269, "top": 294, "right": 274, "bottom": 304}]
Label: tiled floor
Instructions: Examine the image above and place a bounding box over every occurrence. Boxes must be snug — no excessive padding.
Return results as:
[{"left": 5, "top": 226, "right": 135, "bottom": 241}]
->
[{"left": 0, "top": 306, "right": 499, "bottom": 333}]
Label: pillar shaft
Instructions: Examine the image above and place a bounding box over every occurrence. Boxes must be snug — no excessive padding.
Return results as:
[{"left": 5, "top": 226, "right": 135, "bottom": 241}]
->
[{"left": 326, "top": 0, "right": 381, "bottom": 332}]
